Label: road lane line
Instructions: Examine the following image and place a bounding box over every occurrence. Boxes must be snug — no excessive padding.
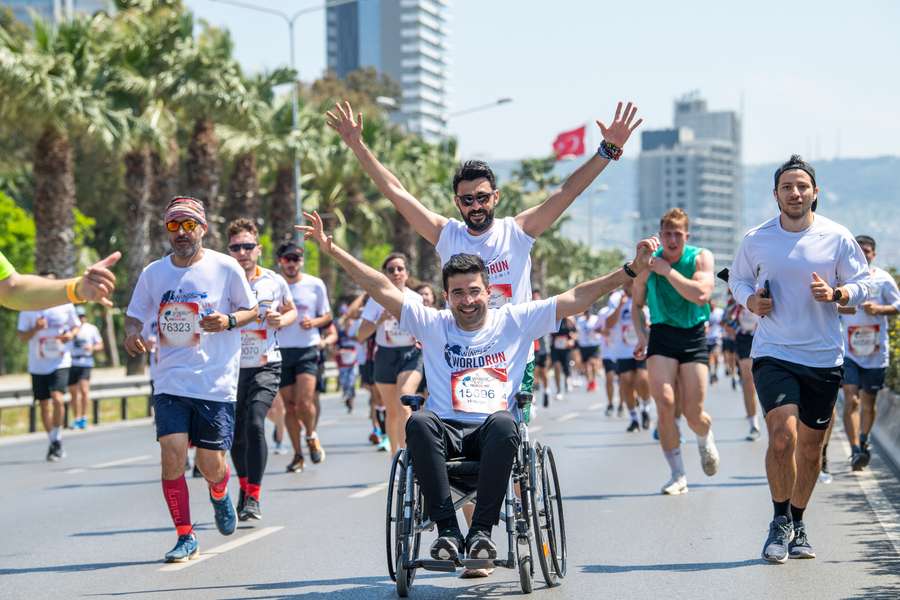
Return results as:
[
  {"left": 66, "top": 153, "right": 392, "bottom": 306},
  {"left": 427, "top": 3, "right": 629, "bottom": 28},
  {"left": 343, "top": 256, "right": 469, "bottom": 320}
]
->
[
  {"left": 588, "top": 402, "right": 605, "bottom": 411},
  {"left": 349, "top": 482, "right": 388, "bottom": 498},
  {"left": 556, "top": 412, "right": 579, "bottom": 423},
  {"left": 318, "top": 419, "right": 338, "bottom": 427},
  {"left": 529, "top": 426, "right": 543, "bottom": 433},
  {"left": 92, "top": 455, "right": 153, "bottom": 469},
  {"left": 64, "top": 468, "right": 87, "bottom": 474},
  {"left": 158, "top": 526, "right": 283, "bottom": 571}
]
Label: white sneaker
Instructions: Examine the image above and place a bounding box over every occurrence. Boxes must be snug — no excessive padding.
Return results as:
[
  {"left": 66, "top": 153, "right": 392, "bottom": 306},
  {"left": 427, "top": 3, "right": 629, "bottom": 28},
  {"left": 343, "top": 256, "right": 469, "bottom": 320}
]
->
[
  {"left": 699, "top": 439, "right": 720, "bottom": 476},
  {"left": 555, "top": 392, "right": 563, "bottom": 401},
  {"left": 272, "top": 441, "right": 289, "bottom": 455},
  {"left": 661, "top": 475, "right": 688, "bottom": 495},
  {"left": 818, "top": 469, "right": 833, "bottom": 484}
]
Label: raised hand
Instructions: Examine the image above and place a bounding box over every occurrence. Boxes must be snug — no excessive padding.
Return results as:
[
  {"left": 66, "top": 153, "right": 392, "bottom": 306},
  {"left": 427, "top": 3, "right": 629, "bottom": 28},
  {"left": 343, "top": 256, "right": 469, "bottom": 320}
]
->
[
  {"left": 631, "top": 236, "right": 660, "bottom": 273},
  {"left": 76, "top": 251, "right": 121, "bottom": 307},
  {"left": 295, "top": 211, "right": 334, "bottom": 254},
  {"left": 596, "top": 101, "right": 643, "bottom": 148},
  {"left": 325, "top": 101, "right": 364, "bottom": 147}
]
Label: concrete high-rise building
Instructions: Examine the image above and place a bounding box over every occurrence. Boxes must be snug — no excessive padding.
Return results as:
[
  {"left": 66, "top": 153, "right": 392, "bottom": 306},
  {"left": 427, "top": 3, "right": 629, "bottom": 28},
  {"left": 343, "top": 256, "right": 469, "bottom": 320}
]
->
[
  {"left": 637, "top": 92, "right": 742, "bottom": 274},
  {"left": 326, "top": 0, "right": 450, "bottom": 142},
  {"left": 8, "top": 0, "right": 110, "bottom": 25}
]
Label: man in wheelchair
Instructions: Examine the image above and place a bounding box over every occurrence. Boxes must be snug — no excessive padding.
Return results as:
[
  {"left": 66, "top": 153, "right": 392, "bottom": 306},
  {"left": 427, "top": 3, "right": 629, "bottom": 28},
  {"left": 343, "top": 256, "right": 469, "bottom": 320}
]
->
[{"left": 297, "top": 211, "right": 658, "bottom": 562}]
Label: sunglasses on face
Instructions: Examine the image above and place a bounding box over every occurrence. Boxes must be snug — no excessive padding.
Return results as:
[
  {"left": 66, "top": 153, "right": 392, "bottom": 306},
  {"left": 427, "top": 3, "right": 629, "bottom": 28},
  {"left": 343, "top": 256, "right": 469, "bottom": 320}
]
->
[
  {"left": 280, "top": 255, "right": 302, "bottom": 263},
  {"left": 456, "top": 191, "right": 495, "bottom": 207},
  {"left": 166, "top": 220, "right": 199, "bottom": 233},
  {"left": 386, "top": 266, "right": 406, "bottom": 274},
  {"left": 228, "top": 243, "right": 258, "bottom": 253}
]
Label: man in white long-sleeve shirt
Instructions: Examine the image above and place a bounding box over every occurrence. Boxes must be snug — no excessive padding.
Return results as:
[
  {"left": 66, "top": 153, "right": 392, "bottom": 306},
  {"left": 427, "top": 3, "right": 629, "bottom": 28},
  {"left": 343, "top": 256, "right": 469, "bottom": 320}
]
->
[{"left": 729, "top": 155, "right": 871, "bottom": 565}]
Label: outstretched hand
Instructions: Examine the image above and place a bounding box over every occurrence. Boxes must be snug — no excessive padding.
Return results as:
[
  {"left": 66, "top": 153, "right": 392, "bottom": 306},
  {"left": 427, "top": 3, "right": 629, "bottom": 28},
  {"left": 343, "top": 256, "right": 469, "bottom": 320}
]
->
[
  {"left": 596, "top": 101, "right": 643, "bottom": 148},
  {"left": 630, "top": 236, "right": 660, "bottom": 274},
  {"left": 295, "top": 211, "right": 333, "bottom": 254},
  {"left": 76, "top": 251, "right": 121, "bottom": 307},
  {"left": 325, "top": 101, "right": 363, "bottom": 147}
]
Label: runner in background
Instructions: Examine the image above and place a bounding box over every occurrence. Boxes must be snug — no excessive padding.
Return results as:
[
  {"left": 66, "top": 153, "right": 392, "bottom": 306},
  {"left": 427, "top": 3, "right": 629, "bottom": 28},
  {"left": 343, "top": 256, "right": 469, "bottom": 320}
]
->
[
  {"left": 336, "top": 300, "right": 362, "bottom": 413},
  {"left": 730, "top": 301, "right": 762, "bottom": 441},
  {"left": 706, "top": 301, "right": 724, "bottom": 384},
  {"left": 68, "top": 306, "right": 103, "bottom": 429},
  {"left": 576, "top": 309, "right": 604, "bottom": 393},
  {"left": 605, "top": 283, "right": 651, "bottom": 429},
  {"left": 549, "top": 316, "right": 576, "bottom": 402},
  {"left": 532, "top": 290, "right": 551, "bottom": 408},
  {"left": 722, "top": 291, "right": 739, "bottom": 389}
]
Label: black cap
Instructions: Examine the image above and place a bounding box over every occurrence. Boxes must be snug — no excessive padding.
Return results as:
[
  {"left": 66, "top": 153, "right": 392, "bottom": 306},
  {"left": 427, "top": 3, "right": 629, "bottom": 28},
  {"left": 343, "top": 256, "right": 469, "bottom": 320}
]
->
[{"left": 276, "top": 242, "right": 304, "bottom": 258}]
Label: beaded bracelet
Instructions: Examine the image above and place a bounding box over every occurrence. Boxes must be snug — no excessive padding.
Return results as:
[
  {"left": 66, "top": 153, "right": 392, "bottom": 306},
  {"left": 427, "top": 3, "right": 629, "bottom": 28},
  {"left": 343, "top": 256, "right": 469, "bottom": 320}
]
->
[{"left": 598, "top": 139, "right": 623, "bottom": 161}]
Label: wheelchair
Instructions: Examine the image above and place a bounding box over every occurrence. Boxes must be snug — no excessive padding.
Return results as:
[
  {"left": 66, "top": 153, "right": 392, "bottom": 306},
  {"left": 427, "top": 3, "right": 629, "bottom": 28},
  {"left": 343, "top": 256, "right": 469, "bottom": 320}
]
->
[{"left": 386, "top": 392, "right": 567, "bottom": 596}]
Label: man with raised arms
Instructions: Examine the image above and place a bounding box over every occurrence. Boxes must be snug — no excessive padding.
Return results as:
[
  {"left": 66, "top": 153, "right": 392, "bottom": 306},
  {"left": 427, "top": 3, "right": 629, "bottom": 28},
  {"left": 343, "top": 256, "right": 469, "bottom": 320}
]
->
[{"left": 297, "top": 210, "right": 658, "bottom": 563}]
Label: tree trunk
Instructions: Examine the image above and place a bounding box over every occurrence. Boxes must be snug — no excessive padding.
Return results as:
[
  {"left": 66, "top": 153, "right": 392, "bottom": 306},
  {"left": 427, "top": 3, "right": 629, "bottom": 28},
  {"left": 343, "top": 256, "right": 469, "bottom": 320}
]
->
[
  {"left": 150, "top": 139, "right": 179, "bottom": 258},
  {"left": 124, "top": 146, "right": 152, "bottom": 375},
  {"left": 101, "top": 306, "right": 120, "bottom": 368},
  {"left": 224, "top": 152, "right": 259, "bottom": 229},
  {"left": 392, "top": 217, "right": 417, "bottom": 276},
  {"left": 416, "top": 237, "right": 441, "bottom": 288},
  {"left": 33, "top": 126, "right": 76, "bottom": 277},
  {"left": 186, "top": 118, "right": 222, "bottom": 250},
  {"left": 269, "top": 164, "right": 295, "bottom": 246}
]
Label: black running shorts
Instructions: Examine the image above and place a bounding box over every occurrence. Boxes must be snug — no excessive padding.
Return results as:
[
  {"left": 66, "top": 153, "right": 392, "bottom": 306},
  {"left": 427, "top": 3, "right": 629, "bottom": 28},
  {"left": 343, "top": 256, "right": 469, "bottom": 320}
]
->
[
  {"left": 579, "top": 346, "right": 600, "bottom": 362},
  {"left": 237, "top": 362, "right": 281, "bottom": 408},
  {"left": 374, "top": 345, "right": 422, "bottom": 385},
  {"left": 31, "top": 369, "right": 69, "bottom": 401},
  {"left": 736, "top": 333, "right": 754, "bottom": 360},
  {"left": 279, "top": 346, "right": 319, "bottom": 388},
  {"left": 752, "top": 356, "right": 842, "bottom": 430},
  {"left": 67, "top": 366, "right": 92, "bottom": 386},
  {"left": 647, "top": 323, "right": 708, "bottom": 364}
]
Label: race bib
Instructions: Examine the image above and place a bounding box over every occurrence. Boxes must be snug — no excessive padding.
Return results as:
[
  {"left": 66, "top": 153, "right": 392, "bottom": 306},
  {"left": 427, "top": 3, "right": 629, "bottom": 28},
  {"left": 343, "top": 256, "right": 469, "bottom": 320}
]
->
[
  {"left": 848, "top": 325, "right": 878, "bottom": 357},
  {"left": 337, "top": 348, "right": 357, "bottom": 367},
  {"left": 240, "top": 329, "right": 268, "bottom": 368},
  {"left": 552, "top": 336, "right": 569, "bottom": 350},
  {"left": 488, "top": 283, "right": 513, "bottom": 308},
  {"left": 622, "top": 325, "right": 639, "bottom": 347},
  {"left": 451, "top": 367, "right": 508, "bottom": 414},
  {"left": 158, "top": 302, "right": 200, "bottom": 348},
  {"left": 38, "top": 336, "right": 64, "bottom": 359},
  {"left": 384, "top": 318, "right": 416, "bottom": 347}
]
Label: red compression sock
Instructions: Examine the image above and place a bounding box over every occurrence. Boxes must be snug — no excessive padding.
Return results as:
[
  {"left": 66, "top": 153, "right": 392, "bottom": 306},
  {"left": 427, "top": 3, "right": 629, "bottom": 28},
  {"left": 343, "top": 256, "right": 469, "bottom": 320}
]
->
[
  {"left": 162, "top": 476, "right": 192, "bottom": 536},
  {"left": 208, "top": 465, "right": 230, "bottom": 501},
  {"left": 246, "top": 484, "right": 261, "bottom": 501},
  {"left": 239, "top": 476, "right": 248, "bottom": 493}
]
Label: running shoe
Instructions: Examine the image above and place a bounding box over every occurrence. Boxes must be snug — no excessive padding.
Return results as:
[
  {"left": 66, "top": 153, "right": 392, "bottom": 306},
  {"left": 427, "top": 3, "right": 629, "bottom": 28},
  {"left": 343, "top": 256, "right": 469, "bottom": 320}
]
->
[
  {"left": 788, "top": 521, "right": 815, "bottom": 559},
  {"left": 376, "top": 436, "right": 392, "bottom": 453},
  {"left": 762, "top": 516, "right": 794, "bottom": 563},
  {"left": 710, "top": 373, "right": 718, "bottom": 385},
  {"left": 52, "top": 441, "right": 66, "bottom": 459},
  {"left": 542, "top": 392, "right": 549, "bottom": 408},
  {"left": 210, "top": 492, "right": 237, "bottom": 536},
  {"left": 819, "top": 460, "right": 833, "bottom": 484},
  {"left": 641, "top": 410, "right": 651, "bottom": 430},
  {"left": 661, "top": 475, "right": 688, "bottom": 495},
  {"left": 652, "top": 426, "right": 660, "bottom": 440},
  {"left": 698, "top": 439, "right": 720, "bottom": 476},
  {"left": 555, "top": 392, "right": 563, "bottom": 402},
  {"left": 731, "top": 377, "right": 737, "bottom": 390},
  {"left": 240, "top": 496, "right": 262, "bottom": 521},
  {"left": 308, "top": 437, "right": 326, "bottom": 464},
  {"left": 852, "top": 447, "right": 871, "bottom": 471},
  {"left": 369, "top": 428, "right": 381, "bottom": 445},
  {"left": 746, "top": 426, "right": 761, "bottom": 442},
  {"left": 626, "top": 420, "right": 641, "bottom": 433},
  {"left": 286, "top": 453, "right": 305, "bottom": 473},
  {"left": 272, "top": 441, "right": 289, "bottom": 455},
  {"left": 466, "top": 530, "right": 498, "bottom": 560},
  {"left": 164, "top": 532, "right": 199, "bottom": 563},
  {"left": 430, "top": 530, "right": 464, "bottom": 561},
  {"left": 344, "top": 396, "right": 353, "bottom": 413},
  {"left": 616, "top": 404, "right": 624, "bottom": 418},
  {"left": 605, "top": 404, "right": 614, "bottom": 417},
  {"left": 46, "top": 442, "right": 58, "bottom": 462}
]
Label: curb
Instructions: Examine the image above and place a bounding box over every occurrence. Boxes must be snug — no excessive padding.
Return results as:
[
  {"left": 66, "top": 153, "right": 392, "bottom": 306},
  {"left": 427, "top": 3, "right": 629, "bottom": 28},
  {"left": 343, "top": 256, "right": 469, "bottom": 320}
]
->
[{"left": 871, "top": 389, "right": 900, "bottom": 474}]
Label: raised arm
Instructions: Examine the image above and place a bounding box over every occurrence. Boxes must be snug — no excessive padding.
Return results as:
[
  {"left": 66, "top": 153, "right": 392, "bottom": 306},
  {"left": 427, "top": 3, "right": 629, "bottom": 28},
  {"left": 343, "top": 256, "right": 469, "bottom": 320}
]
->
[
  {"left": 648, "top": 249, "right": 714, "bottom": 306},
  {"left": 0, "top": 252, "right": 121, "bottom": 311},
  {"left": 327, "top": 101, "right": 448, "bottom": 245},
  {"left": 631, "top": 269, "right": 651, "bottom": 359},
  {"left": 555, "top": 237, "right": 658, "bottom": 322},
  {"left": 296, "top": 212, "right": 405, "bottom": 319},
  {"left": 515, "top": 102, "right": 643, "bottom": 238}
]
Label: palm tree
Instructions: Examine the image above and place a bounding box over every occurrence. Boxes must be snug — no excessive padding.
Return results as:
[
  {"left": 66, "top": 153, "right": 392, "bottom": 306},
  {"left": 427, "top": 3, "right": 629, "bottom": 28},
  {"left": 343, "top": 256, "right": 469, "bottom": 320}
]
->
[{"left": 0, "top": 15, "right": 127, "bottom": 276}]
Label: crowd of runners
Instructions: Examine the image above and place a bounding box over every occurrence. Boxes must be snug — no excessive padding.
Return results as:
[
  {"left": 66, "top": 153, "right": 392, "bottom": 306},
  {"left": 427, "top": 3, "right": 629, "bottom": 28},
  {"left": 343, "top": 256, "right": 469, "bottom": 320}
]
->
[{"left": 3, "top": 99, "right": 898, "bottom": 572}]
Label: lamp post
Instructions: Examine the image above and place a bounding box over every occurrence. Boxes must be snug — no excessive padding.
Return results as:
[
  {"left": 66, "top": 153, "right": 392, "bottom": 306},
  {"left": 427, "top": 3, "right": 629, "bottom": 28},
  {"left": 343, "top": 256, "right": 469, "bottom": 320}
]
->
[
  {"left": 448, "top": 97, "right": 513, "bottom": 119},
  {"left": 210, "top": 0, "right": 358, "bottom": 242}
]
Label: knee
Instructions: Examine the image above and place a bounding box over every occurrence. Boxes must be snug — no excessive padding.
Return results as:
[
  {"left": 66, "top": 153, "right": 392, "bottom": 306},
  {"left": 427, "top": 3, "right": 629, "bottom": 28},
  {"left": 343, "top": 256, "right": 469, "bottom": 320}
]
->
[
  {"left": 769, "top": 426, "right": 797, "bottom": 456},
  {"left": 405, "top": 410, "right": 436, "bottom": 440},
  {"left": 797, "top": 438, "right": 823, "bottom": 463},
  {"left": 484, "top": 411, "right": 520, "bottom": 447}
]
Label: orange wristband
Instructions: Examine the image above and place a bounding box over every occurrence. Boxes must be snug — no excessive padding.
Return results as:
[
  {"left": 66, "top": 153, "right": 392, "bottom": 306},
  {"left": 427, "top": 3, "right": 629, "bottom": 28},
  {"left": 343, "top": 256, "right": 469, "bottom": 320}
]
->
[{"left": 66, "top": 278, "right": 86, "bottom": 304}]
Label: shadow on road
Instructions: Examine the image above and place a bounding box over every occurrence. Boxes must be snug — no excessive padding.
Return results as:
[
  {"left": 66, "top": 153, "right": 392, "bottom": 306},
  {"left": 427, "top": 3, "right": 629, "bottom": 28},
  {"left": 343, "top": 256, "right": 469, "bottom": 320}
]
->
[
  {"left": 46, "top": 479, "right": 158, "bottom": 490},
  {"left": 1, "top": 560, "right": 160, "bottom": 576},
  {"left": 269, "top": 482, "right": 381, "bottom": 493},
  {"left": 581, "top": 559, "right": 761, "bottom": 573},
  {"left": 564, "top": 479, "right": 768, "bottom": 501},
  {"left": 70, "top": 524, "right": 213, "bottom": 537}
]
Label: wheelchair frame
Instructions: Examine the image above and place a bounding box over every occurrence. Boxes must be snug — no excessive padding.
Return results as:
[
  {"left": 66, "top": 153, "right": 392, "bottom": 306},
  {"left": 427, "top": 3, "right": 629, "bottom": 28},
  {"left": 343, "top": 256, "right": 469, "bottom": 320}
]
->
[{"left": 386, "top": 393, "right": 567, "bottom": 597}]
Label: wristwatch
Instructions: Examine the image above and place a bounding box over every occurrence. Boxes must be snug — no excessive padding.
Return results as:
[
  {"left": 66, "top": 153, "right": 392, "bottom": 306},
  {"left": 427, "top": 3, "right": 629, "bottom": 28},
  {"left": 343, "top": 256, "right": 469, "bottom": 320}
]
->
[
  {"left": 623, "top": 262, "right": 638, "bottom": 278},
  {"left": 832, "top": 288, "right": 843, "bottom": 303},
  {"left": 227, "top": 314, "right": 237, "bottom": 330}
]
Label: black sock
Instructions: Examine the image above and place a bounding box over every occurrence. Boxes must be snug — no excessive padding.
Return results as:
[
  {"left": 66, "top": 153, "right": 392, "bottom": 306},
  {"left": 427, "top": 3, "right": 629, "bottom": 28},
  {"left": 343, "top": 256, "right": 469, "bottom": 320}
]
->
[
  {"left": 859, "top": 433, "right": 869, "bottom": 449},
  {"left": 773, "top": 499, "right": 790, "bottom": 519},
  {"left": 436, "top": 517, "right": 461, "bottom": 537},
  {"left": 790, "top": 504, "right": 805, "bottom": 523}
]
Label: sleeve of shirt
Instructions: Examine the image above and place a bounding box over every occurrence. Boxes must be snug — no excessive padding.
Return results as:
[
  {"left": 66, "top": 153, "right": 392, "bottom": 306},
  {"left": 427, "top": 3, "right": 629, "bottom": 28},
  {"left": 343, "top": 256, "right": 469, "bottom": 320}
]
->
[
  {"left": 0, "top": 250, "right": 15, "bottom": 281},
  {"left": 17, "top": 310, "right": 33, "bottom": 332},
  {"left": 837, "top": 236, "right": 872, "bottom": 306},
  {"left": 434, "top": 220, "right": 454, "bottom": 263},
  {"left": 126, "top": 268, "right": 154, "bottom": 322},
  {"left": 510, "top": 297, "right": 560, "bottom": 340},
  {"left": 880, "top": 273, "right": 900, "bottom": 310},
  {"left": 317, "top": 280, "right": 331, "bottom": 316},
  {"left": 228, "top": 263, "right": 257, "bottom": 312},
  {"left": 360, "top": 297, "right": 382, "bottom": 323},
  {"left": 509, "top": 217, "right": 536, "bottom": 249},
  {"left": 399, "top": 299, "right": 439, "bottom": 341},
  {"left": 729, "top": 237, "right": 757, "bottom": 308},
  {"left": 67, "top": 305, "right": 80, "bottom": 329}
]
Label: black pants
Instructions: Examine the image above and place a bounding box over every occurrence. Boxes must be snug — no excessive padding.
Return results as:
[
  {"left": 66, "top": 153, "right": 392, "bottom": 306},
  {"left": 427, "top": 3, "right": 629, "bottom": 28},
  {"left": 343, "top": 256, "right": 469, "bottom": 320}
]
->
[
  {"left": 231, "top": 364, "right": 279, "bottom": 486},
  {"left": 405, "top": 410, "right": 520, "bottom": 533}
]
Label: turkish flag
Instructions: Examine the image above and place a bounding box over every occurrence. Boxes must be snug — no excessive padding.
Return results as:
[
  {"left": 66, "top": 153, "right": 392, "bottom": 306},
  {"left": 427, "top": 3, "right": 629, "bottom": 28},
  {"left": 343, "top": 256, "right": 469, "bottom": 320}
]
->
[{"left": 552, "top": 125, "right": 586, "bottom": 160}]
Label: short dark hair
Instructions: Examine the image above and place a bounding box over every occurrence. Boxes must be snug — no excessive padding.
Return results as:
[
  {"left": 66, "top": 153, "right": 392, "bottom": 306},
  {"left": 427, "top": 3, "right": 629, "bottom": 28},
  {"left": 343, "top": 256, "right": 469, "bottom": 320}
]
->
[
  {"left": 226, "top": 218, "right": 258, "bottom": 240},
  {"left": 381, "top": 252, "right": 408, "bottom": 271},
  {"left": 774, "top": 154, "right": 817, "bottom": 189},
  {"left": 452, "top": 160, "right": 496, "bottom": 194},
  {"left": 441, "top": 253, "right": 489, "bottom": 291},
  {"left": 856, "top": 235, "right": 876, "bottom": 250}
]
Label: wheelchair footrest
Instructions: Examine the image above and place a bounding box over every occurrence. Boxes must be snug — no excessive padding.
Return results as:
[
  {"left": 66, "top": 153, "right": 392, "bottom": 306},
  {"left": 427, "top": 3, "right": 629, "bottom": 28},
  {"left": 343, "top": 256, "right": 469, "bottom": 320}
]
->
[
  {"left": 415, "top": 559, "right": 458, "bottom": 572},
  {"left": 414, "top": 558, "right": 499, "bottom": 572}
]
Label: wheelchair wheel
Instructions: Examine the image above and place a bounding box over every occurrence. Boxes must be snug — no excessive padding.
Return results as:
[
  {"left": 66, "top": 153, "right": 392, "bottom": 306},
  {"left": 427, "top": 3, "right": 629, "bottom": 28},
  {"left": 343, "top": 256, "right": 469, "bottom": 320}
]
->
[
  {"left": 385, "top": 449, "right": 403, "bottom": 582},
  {"left": 529, "top": 442, "right": 559, "bottom": 587},
  {"left": 541, "top": 445, "right": 567, "bottom": 578},
  {"left": 395, "top": 458, "right": 422, "bottom": 597},
  {"left": 516, "top": 532, "right": 534, "bottom": 593}
]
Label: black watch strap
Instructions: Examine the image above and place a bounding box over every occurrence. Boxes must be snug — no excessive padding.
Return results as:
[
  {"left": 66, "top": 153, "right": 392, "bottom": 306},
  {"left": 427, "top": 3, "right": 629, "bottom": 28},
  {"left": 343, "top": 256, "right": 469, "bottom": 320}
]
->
[
  {"left": 832, "top": 288, "right": 843, "bottom": 303},
  {"left": 623, "top": 262, "right": 637, "bottom": 278},
  {"left": 227, "top": 314, "right": 237, "bottom": 330}
]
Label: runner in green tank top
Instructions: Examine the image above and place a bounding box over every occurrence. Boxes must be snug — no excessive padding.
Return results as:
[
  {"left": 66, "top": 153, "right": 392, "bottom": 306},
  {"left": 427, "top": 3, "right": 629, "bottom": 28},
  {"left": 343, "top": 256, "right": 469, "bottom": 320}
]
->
[{"left": 631, "top": 208, "right": 720, "bottom": 496}]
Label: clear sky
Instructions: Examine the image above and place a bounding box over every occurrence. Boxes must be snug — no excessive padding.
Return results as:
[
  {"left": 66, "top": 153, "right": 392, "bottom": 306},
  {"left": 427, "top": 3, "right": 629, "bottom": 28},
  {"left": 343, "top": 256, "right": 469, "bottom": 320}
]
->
[{"left": 186, "top": 0, "right": 900, "bottom": 165}]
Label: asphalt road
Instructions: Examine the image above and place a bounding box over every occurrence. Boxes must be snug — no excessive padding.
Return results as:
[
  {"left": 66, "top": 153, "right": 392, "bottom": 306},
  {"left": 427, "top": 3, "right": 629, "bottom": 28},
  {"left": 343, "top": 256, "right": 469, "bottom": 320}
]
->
[{"left": 2, "top": 380, "right": 899, "bottom": 599}]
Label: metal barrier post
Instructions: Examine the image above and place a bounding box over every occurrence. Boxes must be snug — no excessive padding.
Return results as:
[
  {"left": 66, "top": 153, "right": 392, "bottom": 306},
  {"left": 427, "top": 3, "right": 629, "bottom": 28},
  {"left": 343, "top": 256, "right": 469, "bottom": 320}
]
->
[
  {"left": 29, "top": 405, "right": 37, "bottom": 433},
  {"left": 121, "top": 397, "right": 128, "bottom": 420},
  {"left": 93, "top": 399, "right": 100, "bottom": 425}
]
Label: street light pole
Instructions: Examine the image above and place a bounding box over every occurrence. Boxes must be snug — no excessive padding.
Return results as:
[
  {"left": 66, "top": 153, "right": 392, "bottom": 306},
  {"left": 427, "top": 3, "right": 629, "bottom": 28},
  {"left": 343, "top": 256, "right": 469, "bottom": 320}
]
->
[{"left": 448, "top": 97, "right": 513, "bottom": 118}]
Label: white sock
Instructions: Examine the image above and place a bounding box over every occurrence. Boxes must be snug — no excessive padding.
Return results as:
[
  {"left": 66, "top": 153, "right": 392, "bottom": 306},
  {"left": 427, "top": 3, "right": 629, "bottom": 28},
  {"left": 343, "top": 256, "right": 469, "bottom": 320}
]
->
[
  {"left": 663, "top": 447, "right": 686, "bottom": 478},
  {"left": 49, "top": 427, "right": 61, "bottom": 443},
  {"left": 747, "top": 415, "right": 759, "bottom": 429},
  {"left": 697, "top": 430, "right": 713, "bottom": 449},
  {"left": 629, "top": 408, "right": 639, "bottom": 421}
]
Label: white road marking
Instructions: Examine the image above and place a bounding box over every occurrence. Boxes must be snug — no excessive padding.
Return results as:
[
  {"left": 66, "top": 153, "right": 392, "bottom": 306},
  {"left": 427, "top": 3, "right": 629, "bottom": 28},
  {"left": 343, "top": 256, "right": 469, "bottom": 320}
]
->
[
  {"left": 65, "top": 454, "right": 152, "bottom": 474},
  {"left": 588, "top": 402, "right": 606, "bottom": 411},
  {"left": 529, "top": 426, "right": 543, "bottom": 433},
  {"left": 348, "top": 482, "right": 388, "bottom": 498},
  {"left": 158, "top": 526, "right": 283, "bottom": 572},
  {"left": 556, "top": 412, "right": 580, "bottom": 423},
  {"left": 64, "top": 468, "right": 87, "bottom": 474},
  {"left": 318, "top": 419, "right": 338, "bottom": 427}
]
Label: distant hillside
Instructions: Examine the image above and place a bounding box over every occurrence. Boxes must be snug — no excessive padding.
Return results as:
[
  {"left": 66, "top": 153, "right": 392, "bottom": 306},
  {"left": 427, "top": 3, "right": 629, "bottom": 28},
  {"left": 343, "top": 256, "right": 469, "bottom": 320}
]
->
[{"left": 488, "top": 155, "right": 900, "bottom": 268}]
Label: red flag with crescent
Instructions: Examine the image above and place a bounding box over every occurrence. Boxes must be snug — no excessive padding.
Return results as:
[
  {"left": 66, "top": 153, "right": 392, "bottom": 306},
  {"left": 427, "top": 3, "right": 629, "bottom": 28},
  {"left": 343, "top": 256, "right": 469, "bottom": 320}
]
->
[{"left": 552, "top": 125, "right": 586, "bottom": 160}]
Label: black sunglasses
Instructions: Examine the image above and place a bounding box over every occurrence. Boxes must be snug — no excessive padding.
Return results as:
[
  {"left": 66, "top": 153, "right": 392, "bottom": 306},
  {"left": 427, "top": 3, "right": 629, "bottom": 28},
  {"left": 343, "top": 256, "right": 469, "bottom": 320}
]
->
[
  {"left": 280, "top": 255, "right": 302, "bottom": 263},
  {"left": 228, "top": 243, "right": 258, "bottom": 252},
  {"left": 456, "top": 191, "right": 495, "bottom": 207}
]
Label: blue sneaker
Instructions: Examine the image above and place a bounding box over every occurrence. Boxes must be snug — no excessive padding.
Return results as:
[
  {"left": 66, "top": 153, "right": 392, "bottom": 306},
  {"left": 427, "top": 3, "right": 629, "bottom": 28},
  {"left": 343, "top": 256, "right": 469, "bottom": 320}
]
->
[
  {"left": 164, "top": 533, "right": 199, "bottom": 562},
  {"left": 210, "top": 492, "right": 237, "bottom": 536}
]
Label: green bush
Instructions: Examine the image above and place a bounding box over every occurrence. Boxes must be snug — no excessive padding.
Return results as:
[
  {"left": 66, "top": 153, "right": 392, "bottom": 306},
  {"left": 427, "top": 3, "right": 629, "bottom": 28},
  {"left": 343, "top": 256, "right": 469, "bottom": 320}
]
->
[{"left": 0, "top": 191, "right": 35, "bottom": 374}]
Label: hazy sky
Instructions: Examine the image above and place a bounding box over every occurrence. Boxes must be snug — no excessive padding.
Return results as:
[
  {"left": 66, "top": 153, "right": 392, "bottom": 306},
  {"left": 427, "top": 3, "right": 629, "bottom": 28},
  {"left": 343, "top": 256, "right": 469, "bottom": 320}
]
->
[{"left": 186, "top": 0, "right": 900, "bottom": 165}]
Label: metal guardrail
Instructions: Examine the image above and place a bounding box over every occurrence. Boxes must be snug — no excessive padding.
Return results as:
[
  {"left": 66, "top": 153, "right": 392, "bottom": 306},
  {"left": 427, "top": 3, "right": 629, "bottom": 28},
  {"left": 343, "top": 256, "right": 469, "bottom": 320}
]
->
[{"left": 0, "top": 362, "right": 339, "bottom": 434}]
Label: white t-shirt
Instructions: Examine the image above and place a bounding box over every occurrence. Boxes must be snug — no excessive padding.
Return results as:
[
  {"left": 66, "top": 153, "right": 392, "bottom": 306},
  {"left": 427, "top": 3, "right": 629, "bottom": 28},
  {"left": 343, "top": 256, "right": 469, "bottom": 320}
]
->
[
  {"left": 126, "top": 250, "right": 257, "bottom": 403},
  {"left": 706, "top": 307, "right": 724, "bottom": 342},
  {"left": 576, "top": 314, "right": 603, "bottom": 348},
  {"left": 605, "top": 295, "right": 644, "bottom": 361},
  {"left": 277, "top": 274, "right": 330, "bottom": 349},
  {"left": 730, "top": 214, "right": 871, "bottom": 368},
  {"left": 735, "top": 305, "right": 758, "bottom": 335},
  {"left": 597, "top": 306, "right": 613, "bottom": 357},
  {"left": 240, "top": 267, "right": 293, "bottom": 369},
  {"left": 840, "top": 266, "right": 900, "bottom": 369},
  {"left": 400, "top": 297, "right": 560, "bottom": 423},
  {"left": 18, "top": 304, "right": 80, "bottom": 375},
  {"left": 435, "top": 217, "right": 535, "bottom": 308},
  {"left": 361, "top": 288, "right": 422, "bottom": 348},
  {"left": 71, "top": 322, "right": 102, "bottom": 368}
]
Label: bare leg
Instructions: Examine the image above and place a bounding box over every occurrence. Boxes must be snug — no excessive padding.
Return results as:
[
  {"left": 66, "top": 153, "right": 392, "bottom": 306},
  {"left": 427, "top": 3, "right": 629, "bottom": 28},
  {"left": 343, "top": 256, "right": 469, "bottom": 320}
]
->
[
  {"left": 791, "top": 422, "right": 828, "bottom": 509},
  {"left": 739, "top": 358, "right": 757, "bottom": 418},
  {"left": 677, "top": 362, "right": 711, "bottom": 437},
  {"left": 860, "top": 390, "right": 878, "bottom": 438},
  {"left": 267, "top": 392, "right": 286, "bottom": 444},
  {"left": 842, "top": 384, "right": 861, "bottom": 447},
  {"left": 280, "top": 384, "right": 302, "bottom": 454},
  {"left": 765, "top": 406, "right": 798, "bottom": 503},
  {"left": 648, "top": 356, "right": 680, "bottom": 452},
  {"left": 294, "top": 373, "right": 318, "bottom": 438}
]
